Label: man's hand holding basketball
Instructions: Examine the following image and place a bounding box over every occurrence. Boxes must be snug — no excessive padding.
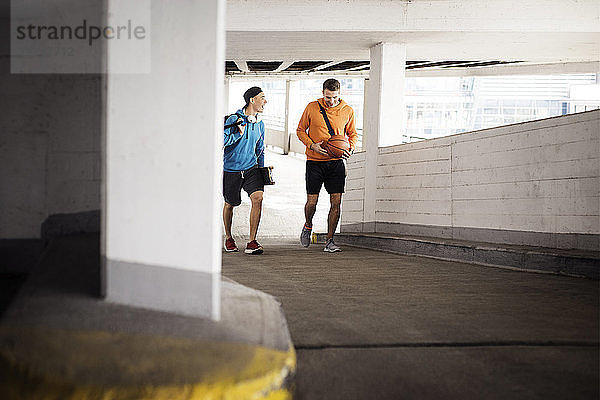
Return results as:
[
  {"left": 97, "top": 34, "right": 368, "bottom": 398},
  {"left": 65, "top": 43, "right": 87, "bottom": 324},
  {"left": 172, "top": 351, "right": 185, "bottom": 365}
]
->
[
  {"left": 310, "top": 141, "right": 329, "bottom": 156},
  {"left": 341, "top": 147, "right": 353, "bottom": 160}
]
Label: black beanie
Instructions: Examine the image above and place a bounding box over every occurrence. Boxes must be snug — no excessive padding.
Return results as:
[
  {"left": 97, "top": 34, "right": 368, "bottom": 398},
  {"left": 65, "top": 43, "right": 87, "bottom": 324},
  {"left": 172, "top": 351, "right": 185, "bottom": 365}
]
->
[{"left": 243, "top": 86, "right": 263, "bottom": 105}]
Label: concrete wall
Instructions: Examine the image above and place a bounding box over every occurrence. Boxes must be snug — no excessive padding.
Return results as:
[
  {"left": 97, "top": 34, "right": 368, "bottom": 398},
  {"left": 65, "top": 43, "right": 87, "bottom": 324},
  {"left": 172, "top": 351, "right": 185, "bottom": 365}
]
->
[
  {"left": 265, "top": 127, "right": 308, "bottom": 155},
  {"left": 0, "top": 74, "right": 102, "bottom": 239},
  {"left": 343, "top": 150, "right": 367, "bottom": 227},
  {"left": 342, "top": 110, "right": 600, "bottom": 251},
  {"left": 265, "top": 128, "right": 286, "bottom": 151},
  {"left": 1, "top": 0, "right": 103, "bottom": 240}
]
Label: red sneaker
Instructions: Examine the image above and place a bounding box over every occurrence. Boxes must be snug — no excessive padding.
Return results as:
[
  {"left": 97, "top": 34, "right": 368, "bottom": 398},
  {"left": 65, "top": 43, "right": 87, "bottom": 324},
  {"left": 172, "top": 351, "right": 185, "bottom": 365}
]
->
[
  {"left": 224, "top": 237, "right": 238, "bottom": 252},
  {"left": 245, "top": 240, "right": 263, "bottom": 255}
]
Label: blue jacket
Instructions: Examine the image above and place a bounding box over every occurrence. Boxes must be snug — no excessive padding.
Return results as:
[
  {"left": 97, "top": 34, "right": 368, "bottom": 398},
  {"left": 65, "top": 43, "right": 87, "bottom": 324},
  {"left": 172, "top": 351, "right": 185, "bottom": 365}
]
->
[{"left": 223, "top": 109, "right": 265, "bottom": 172}]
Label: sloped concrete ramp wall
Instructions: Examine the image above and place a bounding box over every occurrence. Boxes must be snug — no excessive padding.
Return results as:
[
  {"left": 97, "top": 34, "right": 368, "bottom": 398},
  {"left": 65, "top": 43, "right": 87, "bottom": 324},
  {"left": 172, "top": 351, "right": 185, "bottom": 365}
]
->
[{"left": 342, "top": 110, "right": 599, "bottom": 251}]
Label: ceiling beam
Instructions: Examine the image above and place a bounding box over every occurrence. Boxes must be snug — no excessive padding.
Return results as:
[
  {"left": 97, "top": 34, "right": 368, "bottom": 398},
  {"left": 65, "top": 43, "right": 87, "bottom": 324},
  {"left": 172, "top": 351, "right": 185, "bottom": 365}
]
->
[
  {"left": 407, "top": 61, "right": 600, "bottom": 77},
  {"left": 344, "top": 63, "right": 371, "bottom": 72},
  {"left": 234, "top": 60, "right": 249, "bottom": 72},
  {"left": 225, "top": 70, "right": 370, "bottom": 80},
  {"left": 309, "top": 60, "right": 345, "bottom": 72},
  {"left": 274, "top": 61, "right": 294, "bottom": 72}
]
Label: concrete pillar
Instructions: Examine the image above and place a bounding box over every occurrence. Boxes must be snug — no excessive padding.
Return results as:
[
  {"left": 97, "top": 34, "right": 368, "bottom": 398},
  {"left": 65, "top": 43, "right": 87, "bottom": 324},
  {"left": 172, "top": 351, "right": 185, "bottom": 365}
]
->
[
  {"left": 102, "top": 0, "right": 225, "bottom": 320},
  {"left": 362, "top": 77, "right": 376, "bottom": 228},
  {"left": 224, "top": 77, "right": 231, "bottom": 114},
  {"left": 283, "top": 79, "right": 301, "bottom": 155},
  {"left": 368, "top": 43, "right": 407, "bottom": 147},
  {"left": 363, "top": 43, "right": 406, "bottom": 228},
  {"left": 283, "top": 80, "right": 292, "bottom": 154},
  {"left": 283, "top": 79, "right": 302, "bottom": 154}
]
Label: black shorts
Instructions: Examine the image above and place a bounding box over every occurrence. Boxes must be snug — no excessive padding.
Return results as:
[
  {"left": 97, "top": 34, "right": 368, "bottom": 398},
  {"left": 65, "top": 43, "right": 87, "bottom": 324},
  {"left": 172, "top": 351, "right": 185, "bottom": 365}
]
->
[
  {"left": 306, "top": 159, "right": 346, "bottom": 195},
  {"left": 223, "top": 166, "right": 264, "bottom": 206}
]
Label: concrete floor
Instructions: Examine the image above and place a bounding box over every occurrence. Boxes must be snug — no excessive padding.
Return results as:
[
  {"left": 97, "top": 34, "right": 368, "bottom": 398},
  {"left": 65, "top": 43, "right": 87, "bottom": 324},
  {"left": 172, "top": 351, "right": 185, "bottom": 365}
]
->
[
  {"left": 223, "top": 241, "right": 599, "bottom": 400},
  {"left": 2, "top": 149, "right": 597, "bottom": 399},
  {"left": 223, "top": 148, "right": 598, "bottom": 399}
]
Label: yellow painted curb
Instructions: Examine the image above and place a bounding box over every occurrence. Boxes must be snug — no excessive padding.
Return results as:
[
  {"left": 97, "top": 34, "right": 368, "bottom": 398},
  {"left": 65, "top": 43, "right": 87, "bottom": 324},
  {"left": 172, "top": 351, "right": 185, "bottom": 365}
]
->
[{"left": 0, "top": 327, "right": 295, "bottom": 400}]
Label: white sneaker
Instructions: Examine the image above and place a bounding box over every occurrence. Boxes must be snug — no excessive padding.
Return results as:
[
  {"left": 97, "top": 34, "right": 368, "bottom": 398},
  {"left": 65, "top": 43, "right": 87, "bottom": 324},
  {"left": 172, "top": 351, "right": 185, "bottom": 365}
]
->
[{"left": 324, "top": 238, "right": 341, "bottom": 253}]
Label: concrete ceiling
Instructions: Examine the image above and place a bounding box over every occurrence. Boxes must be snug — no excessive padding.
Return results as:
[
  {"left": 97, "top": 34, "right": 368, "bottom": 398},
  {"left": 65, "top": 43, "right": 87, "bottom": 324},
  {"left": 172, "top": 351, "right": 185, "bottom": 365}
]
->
[
  {"left": 226, "top": 31, "right": 599, "bottom": 64},
  {"left": 224, "top": 0, "right": 600, "bottom": 76},
  {"left": 1, "top": 0, "right": 597, "bottom": 76}
]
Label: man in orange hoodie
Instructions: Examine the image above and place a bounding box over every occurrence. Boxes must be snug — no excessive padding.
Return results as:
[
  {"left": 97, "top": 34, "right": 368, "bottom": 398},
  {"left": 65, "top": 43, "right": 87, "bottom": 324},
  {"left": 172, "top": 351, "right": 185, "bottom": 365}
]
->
[{"left": 296, "top": 78, "right": 358, "bottom": 252}]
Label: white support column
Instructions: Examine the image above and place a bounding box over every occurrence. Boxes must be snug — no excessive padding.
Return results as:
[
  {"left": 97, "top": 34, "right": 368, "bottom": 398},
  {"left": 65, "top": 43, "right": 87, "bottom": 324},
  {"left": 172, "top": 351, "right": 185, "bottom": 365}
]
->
[
  {"left": 362, "top": 76, "right": 376, "bottom": 229},
  {"left": 369, "top": 43, "right": 406, "bottom": 147},
  {"left": 284, "top": 79, "right": 301, "bottom": 155},
  {"left": 363, "top": 43, "right": 407, "bottom": 228},
  {"left": 224, "top": 76, "right": 231, "bottom": 114},
  {"left": 283, "top": 79, "right": 292, "bottom": 154},
  {"left": 103, "top": 0, "right": 225, "bottom": 320}
]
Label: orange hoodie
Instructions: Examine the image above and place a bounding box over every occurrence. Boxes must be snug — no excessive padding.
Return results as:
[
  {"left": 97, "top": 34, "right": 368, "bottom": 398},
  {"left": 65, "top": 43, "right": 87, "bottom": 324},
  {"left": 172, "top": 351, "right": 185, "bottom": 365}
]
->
[{"left": 296, "top": 98, "right": 358, "bottom": 161}]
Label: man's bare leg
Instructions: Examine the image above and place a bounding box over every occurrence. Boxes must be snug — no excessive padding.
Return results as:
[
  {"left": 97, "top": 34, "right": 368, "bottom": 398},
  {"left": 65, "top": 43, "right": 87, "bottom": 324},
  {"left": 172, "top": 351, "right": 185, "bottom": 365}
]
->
[
  {"left": 304, "top": 194, "right": 319, "bottom": 228},
  {"left": 327, "top": 193, "right": 342, "bottom": 240},
  {"left": 223, "top": 202, "right": 234, "bottom": 239},
  {"left": 300, "top": 194, "right": 319, "bottom": 247},
  {"left": 249, "top": 191, "right": 263, "bottom": 241}
]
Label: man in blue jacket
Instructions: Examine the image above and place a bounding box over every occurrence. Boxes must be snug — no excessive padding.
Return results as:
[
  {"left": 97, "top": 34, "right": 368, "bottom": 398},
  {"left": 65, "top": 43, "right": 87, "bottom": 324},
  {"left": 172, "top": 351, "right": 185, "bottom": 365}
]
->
[{"left": 223, "top": 86, "right": 267, "bottom": 254}]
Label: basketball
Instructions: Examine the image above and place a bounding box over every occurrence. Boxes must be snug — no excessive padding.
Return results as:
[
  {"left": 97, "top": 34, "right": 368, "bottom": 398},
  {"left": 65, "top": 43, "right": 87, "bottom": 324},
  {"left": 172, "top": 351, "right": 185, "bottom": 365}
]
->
[{"left": 324, "top": 135, "right": 350, "bottom": 158}]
